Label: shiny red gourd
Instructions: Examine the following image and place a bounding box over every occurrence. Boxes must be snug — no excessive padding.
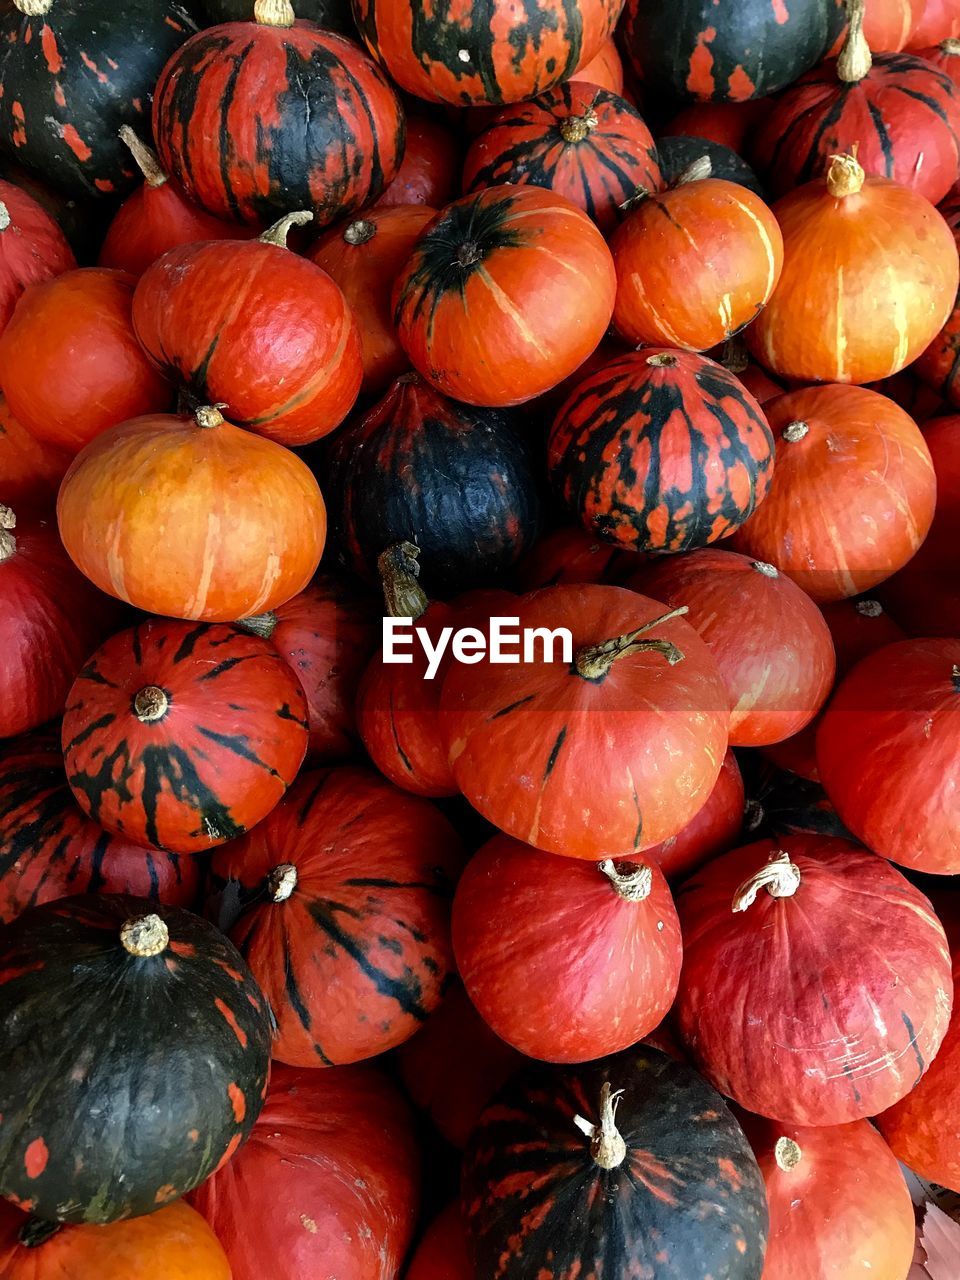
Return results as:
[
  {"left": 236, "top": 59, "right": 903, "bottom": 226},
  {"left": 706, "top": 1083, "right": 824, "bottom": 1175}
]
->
[
  {"left": 0, "top": 177, "right": 75, "bottom": 334},
  {"left": 637, "top": 749, "right": 744, "bottom": 880}
]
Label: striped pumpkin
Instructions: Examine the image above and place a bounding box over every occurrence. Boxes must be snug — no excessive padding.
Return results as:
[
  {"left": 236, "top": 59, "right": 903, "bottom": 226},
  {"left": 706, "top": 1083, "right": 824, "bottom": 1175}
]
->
[
  {"left": 917, "top": 37, "right": 960, "bottom": 88},
  {"left": 915, "top": 195, "right": 960, "bottom": 404}
]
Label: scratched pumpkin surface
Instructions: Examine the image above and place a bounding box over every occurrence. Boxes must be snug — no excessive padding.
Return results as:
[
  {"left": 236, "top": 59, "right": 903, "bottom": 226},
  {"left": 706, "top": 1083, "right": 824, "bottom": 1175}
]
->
[
  {"left": 61, "top": 620, "right": 309, "bottom": 855},
  {"left": 463, "top": 1047, "right": 768, "bottom": 1280},
  {"left": 0, "top": 1, "right": 197, "bottom": 199},
  {"left": 0, "top": 894, "right": 271, "bottom": 1223}
]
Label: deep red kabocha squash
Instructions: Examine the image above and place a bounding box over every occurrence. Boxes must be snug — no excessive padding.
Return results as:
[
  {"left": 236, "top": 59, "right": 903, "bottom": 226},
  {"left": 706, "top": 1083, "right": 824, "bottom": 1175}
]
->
[
  {"left": 731, "top": 384, "right": 936, "bottom": 601},
  {"left": 392, "top": 185, "right": 616, "bottom": 407},
  {"left": 573, "top": 36, "right": 624, "bottom": 93},
  {"left": 190, "top": 1064, "right": 419, "bottom": 1280},
  {"left": 747, "top": 152, "right": 959, "bottom": 383},
  {"left": 62, "top": 619, "right": 308, "bottom": 854},
  {"left": 661, "top": 100, "right": 768, "bottom": 152},
  {"left": 0, "top": 178, "right": 74, "bottom": 335},
  {"left": 462, "top": 84, "right": 661, "bottom": 233},
  {"left": 0, "top": 893, "right": 272, "bottom": 1223},
  {"left": 0, "top": 268, "right": 171, "bottom": 454},
  {"left": 374, "top": 114, "right": 458, "bottom": 209},
  {"left": 56, "top": 406, "right": 326, "bottom": 621},
  {"left": 308, "top": 205, "right": 435, "bottom": 398},
  {"left": 548, "top": 349, "right": 775, "bottom": 553},
  {"left": 675, "top": 835, "right": 954, "bottom": 1125},
  {"left": 464, "top": 1048, "right": 768, "bottom": 1280},
  {"left": 210, "top": 765, "right": 462, "bottom": 1066},
  {"left": 153, "top": 2, "right": 404, "bottom": 227},
  {"left": 406, "top": 1203, "right": 473, "bottom": 1280},
  {"left": 638, "top": 748, "right": 744, "bottom": 881},
  {"left": 0, "top": 395, "right": 71, "bottom": 511}
]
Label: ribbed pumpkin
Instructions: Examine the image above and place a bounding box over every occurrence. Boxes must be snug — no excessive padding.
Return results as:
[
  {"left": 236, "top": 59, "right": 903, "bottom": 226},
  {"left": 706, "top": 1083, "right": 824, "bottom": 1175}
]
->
[
  {"left": 462, "top": 83, "right": 661, "bottom": 233},
  {"left": 61, "top": 619, "right": 308, "bottom": 854},
  {"left": 548, "top": 349, "right": 774, "bottom": 553},
  {"left": 374, "top": 115, "right": 458, "bottom": 209},
  {"left": 655, "top": 136, "right": 764, "bottom": 196},
  {"left": 57, "top": 406, "right": 326, "bottom": 622},
  {"left": 0, "top": 893, "right": 272, "bottom": 1223},
  {"left": 0, "top": 177, "right": 74, "bottom": 334},
  {"left": 0, "top": 396, "right": 71, "bottom": 510},
  {"left": 675, "top": 835, "right": 954, "bottom": 1125},
  {"left": 132, "top": 213, "right": 362, "bottom": 446},
  {"left": 153, "top": 1, "right": 404, "bottom": 227},
  {"left": 918, "top": 36, "right": 960, "bottom": 88},
  {"left": 392, "top": 186, "right": 616, "bottom": 407},
  {"left": 638, "top": 748, "right": 744, "bottom": 880}
]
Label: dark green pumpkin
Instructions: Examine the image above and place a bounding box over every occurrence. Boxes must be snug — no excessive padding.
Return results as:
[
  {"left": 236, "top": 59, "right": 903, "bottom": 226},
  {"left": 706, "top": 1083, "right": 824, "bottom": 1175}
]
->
[
  {"left": 463, "top": 1046, "right": 768, "bottom": 1280},
  {"left": 0, "top": 894, "right": 272, "bottom": 1223},
  {"left": 656, "top": 136, "right": 764, "bottom": 197}
]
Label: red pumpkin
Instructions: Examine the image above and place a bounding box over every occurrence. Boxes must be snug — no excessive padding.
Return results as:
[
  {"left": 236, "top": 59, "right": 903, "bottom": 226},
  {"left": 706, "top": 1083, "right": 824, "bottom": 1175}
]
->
[
  {"left": 746, "top": 153, "right": 959, "bottom": 384},
  {"left": 731, "top": 384, "right": 936, "bottom": 601},
  {"left": 637, "top": 748, "right": 744, "bottom": 880},
  {"left": 572, "top": 37, "right": 624, "bottom": 94},
  {"left": 61, "top": 618, "right": 308, "bottom": 853},
  {"left": 675, "top": 834, "right": 954, "bottom": 1124},
  {"left": 0, "top": 395, "right": 71, "bottom": 511},
  {"left": 392, "top": 185, "right": 616, "bottom": 407},
  {"left": 0, "top": 177, "right": 75, "bottom": 335},
  {"left": 462, "top": 84, "right": 661, "bottom": 233},
  {"left": 210, "top": 766, "right": 462, "bottom": 1066},
  {"left": 918, "top": 36, "right": 960, "bottom": 87},
  {"left": 661, "top": 100, "right": 768, "bottom": 152},
  {"left": 309, "top": 206, "right": 435, "bottom": 398},
  {"left": 0, "top": 505, "right": 124, "bottom": 740},
  {"left": 513, "top": 525, "right": 633, "bottom": 591},
  {"left": 0, "top": 268, "right": 171, "bottom": 454},
  {"left": 829, "top": 0, "right": 925, "bottom": 54},
  {"left": 871, "top": 368, "right": 948, "bottom": 420},
  {"left": 406, "top": 1203, "right": 473, "bottom": 1280},
  {"left": 374, "top": 115, "right": 458, "bottom": 209},
  {"left": 439, "top": 583, "right": 729, "bottom": 860},
  {"left": 821, "top": 596, "right": 908, "bottom": 669},
  {"left": 908, "top": 0, "right": 960, "bottom": 47},
  {"left": 453, "top": 834, "right": 682, "bottom": 1062},
  {"left": 190, "top": 1063, "right": 420, "bottom": 1280}
]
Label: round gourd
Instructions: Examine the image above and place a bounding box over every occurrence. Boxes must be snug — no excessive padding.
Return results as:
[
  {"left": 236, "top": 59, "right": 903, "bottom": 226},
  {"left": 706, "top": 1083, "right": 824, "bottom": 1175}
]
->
[
  {"left": 914, "top": 36, "right": 960, "bottom": 87},
  {"left": 374, "top": 115, "right": 457, "bottom": 209},
  {"left": 0, "top": 893, "right": 272, "bottom": 1223},
  {"left": 0, "top": 178, "right": 74, "bottom": 334},
  {"left": 655, "top": 136, "right": 764, "bottom": 196},
  {"left": 0, "top": 395, "right": 71, "bottom": 510},
  {"left": 639, "top": 748, "right": 744, "bottom": 880}
]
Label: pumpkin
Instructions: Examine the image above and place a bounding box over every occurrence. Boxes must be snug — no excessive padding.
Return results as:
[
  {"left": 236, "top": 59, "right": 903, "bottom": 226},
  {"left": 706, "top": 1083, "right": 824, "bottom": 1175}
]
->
[
  {"left": 638, "top": 748, "right": 744, "bottom": 881},
  {"left": 918, "top": 36, "right": 960, "bottom": 87},
  {"left": 0, "top": 268, "right": 172, "bottom": 454},
  {"left": 914, "top": 204, "right": 960, "bottom": 405},
  {"left": 620, "top": 0, "right": 842, "bottom": 103},
  {"left": 0, "top": 0, "right": 196, "bottom": 200},
  {"left": 869, "top": 368, "right": 947, "bottom": 421},
  {"left": 610, "top": 169, "right": 783, "bottom": 350},
  {"left": 308, "top": 205, "right": 435, "bottom": 398},
  {"left": 514, "top": 525, "right": 634, "bottom": 591},
  {"left": 209, "top": 765, "right": 462, "bottom": 1066},
  {"left": 0, "top": 505, "right": 124, "bottom": 740},
  {"left": 730, "top": 384, "right": 936, "bottom": 601},
  {"left": 152, "top": 3, "right": 404, "bottom": 227},
  {"left": 746, "top": 152, "right": 959, "bottom": 383},
  {"left": 463, "top": 1047, "right": 768, "bottom": 1280},
  {"left": 573, "top": 37, "right": 624, "bottom": 93},
  {"left": 675, "top": 834, "right": 954, "bottom": 1124},
  {"left": 439, "top": 583, "right": 729, "bottom": 860},
  {"left": 374, "top": 114, "right": 458, "bottom": 209},
  {"left": 201, "top": 0, "right": 357, "bottom": 31},
  {"left": 716, "top": 336, "right": 785, "bottom": 402},
  {"left": 56, "top": 405, "right": 326, "bottom": 622},
  {"left": 0, "top": 893, "right": 271, "bottom": 1223},
  {"left": 99, "top": 129, "right": 255, "bottom": 278},
  {"left": 453, "top": 834, "right": 682, "bottom": 1062},
  {"left": 816, "top": 637, "right": 960, "bottom": 873},
  {"left": 742, "top": 1116, "right": 915, "bottom": 1280},
  {"left": 548, "top": 349, "right": 774, "bottom": 553},
  {"left": 462, "top": 84, "right": 661, "bottom": 233},
  {"left": 909, "top": 0, "right": 960, "bottom": 47},
  {"left": 62, "top": 618, "right": 308, "bottom": 854},
  {"left": 655, "top": 136, "right": 764, "bottom": 196},
  {"left": 0, "top": 1199, "right": 232, "bottom": 1279},
  {"left": 0, "top": 395, "right": 71, "bottom": 511},
  {"left": 323, "top": 375, "right": 540, "bottom": 592},
  {"left": 406, "top": 1203, "right": 473, "bottom": 1280},
  {"left": 660, "top": 100, "right": 768, "bottom": 151},
  {"left": 392, "top": 185, "right": 616, "bottom": 407},
  {"left": 0, "top": 177, "right": 74, "bottom": 335}
]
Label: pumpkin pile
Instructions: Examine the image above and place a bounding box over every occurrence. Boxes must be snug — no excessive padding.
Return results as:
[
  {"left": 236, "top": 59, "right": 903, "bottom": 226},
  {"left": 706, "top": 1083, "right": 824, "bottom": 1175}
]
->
[{"left": 2, "top": 0, "right": 960, "bottom": 1275}]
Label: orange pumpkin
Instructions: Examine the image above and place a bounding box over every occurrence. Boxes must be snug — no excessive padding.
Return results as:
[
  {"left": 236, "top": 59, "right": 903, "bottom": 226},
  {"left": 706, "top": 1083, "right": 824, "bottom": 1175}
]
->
[
  {"left": 572, "top": 37, "right": 624, "bottom": 94},
  {"left": 0, "top": 395, "right": 71, "bottom": 511},
  {"left": 829, "top": 0, "right": 925, "bottom": 54},
  {"left": 907, "top": 0, "right": 960, "bottom": 47}
]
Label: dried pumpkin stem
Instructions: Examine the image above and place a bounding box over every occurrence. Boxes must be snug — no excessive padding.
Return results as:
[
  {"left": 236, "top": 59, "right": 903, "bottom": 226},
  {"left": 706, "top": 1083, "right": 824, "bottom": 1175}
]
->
[
  {"left": 120, "top": 914, "right": 170, "bottom": 957},
  {"left": 0, "top": 203, "right": 10, "bottom": 233},
  {"left": 599, "top": 859, "right": 652, "bottom": 902},
  {"left": 943, "top": 38, "right": 960, "bottom": 55},
  {"left": 732, "top": 850, "right": 801, "bottom": 913},
  {"left": 672, "top": 155, "right": 713, "bottom": 186},
  {"left": 826, "top": 150, "right": 865, "bottom": 198},
  {"left": 238, "top": 611, "right": 279, "bottom": 640},
  {"left": 573, "top": 1083, "right": 628, "bottom": 1171},
  {"left": 720, "top": 333, "right": 749, "bottom": 374},
  {"left": 855, "top": 599, "right": 883, "bottom": 618},
  {"left": 838, "top": 0, "right": 872, "bottom": 83},
  {"left": 118, "top": 126, "right": 167, "bottom": 187},
  {"left": 254, "top": 0, "right": 295, "bottom": 25},
  {"left": 344, "top": 219, "right": 377, "bottom": 246},
  {"left": 13, "top": 0, "right": 53, "bottom": 14},
  {"left": 260, "top": 210, "right": 313, "bottom": 247},
  {"left": 775, "top": 1136, "right": 803, "bottom": 1171},
  {"left": 575, "top": 605, "right": 688, "bottom": 680},
  {"left": 195, "top": 404, "right": 227, "bottom": 429},
  {"left": 783, "top": 420, "right": 809, "bottom": 443},
  {"left": 268, "top": 863, "right": 298, "bottom": 902},
  {"left": 560, "top": 109, "right": 598, "bottom": 144},
  {"left": 752, "top": 561, "right": 779, "bottom": 578},
  {"left": 0, "top": 505, "right": 16, "bottom": 562},
  {"left": 134, "top": 685, "right": 169, "bottom": 723},
  {"left": 379, "top": 541, "right": 430, "bottom": 621}
]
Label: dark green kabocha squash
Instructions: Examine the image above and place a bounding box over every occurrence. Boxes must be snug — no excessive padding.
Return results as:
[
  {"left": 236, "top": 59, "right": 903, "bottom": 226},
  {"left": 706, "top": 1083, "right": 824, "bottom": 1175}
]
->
[{"left": 0, "top": 894, "right": 272, "bottom": 1223}]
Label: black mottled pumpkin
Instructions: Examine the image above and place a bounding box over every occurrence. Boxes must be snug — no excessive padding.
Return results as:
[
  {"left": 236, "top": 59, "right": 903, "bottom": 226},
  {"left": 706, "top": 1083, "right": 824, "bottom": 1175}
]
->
[
  {"left": 322, "top": 373, "right": 541, "bottom": 592},
  {"left": 656, "top": 135, "right": 764, "bottom": 197},
  {"left": 0, "top": 893, "right": 272, "bottom": 1223},
  {"left": 201, "top": 0, "right": 357, "bottom": 35},
  {"left": 0, "top": 0, "right": 198, "bottom": 200},
  {"left": 463, "top": 1046, "right": 768, "bottom": 1280}
]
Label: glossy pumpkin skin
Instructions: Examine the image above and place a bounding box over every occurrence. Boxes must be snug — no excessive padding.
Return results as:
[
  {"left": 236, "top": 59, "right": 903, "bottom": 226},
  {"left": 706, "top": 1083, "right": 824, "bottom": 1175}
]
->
[
  {"left": 153, "top": 22, "right": 404, "bottom": 227},
  {"left": 0, "top": 268, "right": 171, "bottom": 455},
  {"left": 731, "top": 385, "right": 936, "bottom": 601},
  {"left": 190, "top": 1063, "right": 420, "bottom": 1280},
  {"left": 309, "top": 206, "right": 436, "bottom": 397},
  {"left": 0, "top": 396, "right": 71, "bottom": 511},
  {"left": 548, "top": 350, "right": 774, "bottom": 553},
  {"left": 0, "top": 178, "right": 74, "bottom": 335},
  {"left": 675, "top": 835, "right": 954, "bottom": 1125},
  {"left": 816, "top": 638, "right": 960, "bottom": 874},
  {"left": 132, "top": 233, "right": 362, "bottom": 446},
  {"left": 62, "top": 620, "right": 308, "bottom": 854},
  {"left": 463, "top": 84, "right": 661, "bottom": 233},
  {"left": 0, "top": 2, "right": 197, "bottom": 200},
  {"left": 0, "top": 893, "right": 272, "bottom": 1223},
  {"left": 440, "top": 584, "right": 729, "bottom": 860},
  {"left": 655, "top": 136, "right": 764, "bottom": 196},
  {"left": 637, "top": 749, "right": 744, "bottom": 880},
  {"left": 57, "top": 409, "right": 326, "bottom": 622},
  {"left": 406, "top": 1203, "right": 473, "bottom": 1280},
  {"left": 374, "top": 115, "right": 458, "bottom": 209},
  {"left": 463, "top": 1047, "right": 768, "bottom": 1280},
  {"left": 611, "top": 180, "right": 783, "bottom": 350},
  {"left": 393, "top": 186, "right": 616, "bottom": 407}
]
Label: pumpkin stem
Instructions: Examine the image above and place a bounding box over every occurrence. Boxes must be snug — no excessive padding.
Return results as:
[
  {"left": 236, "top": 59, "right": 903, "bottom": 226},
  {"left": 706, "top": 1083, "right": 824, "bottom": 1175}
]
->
[
  {"left": 837, "top": 0, "right": 872, "bottom": 83},
  {"left": 0, "top": 505, "right": 16, "bottom": 562},
  {"left": 825, "top": 150, "right": 865, "bottom": 198},
  {"left": 599, "top": 859, "right": 652, "bottom": 902},
  {"left": 195, "top": 404, "right": 227, "bottom": 429},
  {"left": 720, "top": 333, "right": 749, "bottom": 374},
  {"left": 751, "top": 561, "right": 779, "bottom": 578},
  {"left": 13, "top": 0, "right": 54, "bottom": 13},
  {"left": 775, "top": 1136, "right": 803, "bottom": 1171},
  {"left": 134, "top": 685, "right": 170, "bottom": 723},
  {"left": 744, "top": 798, "right": 764, "bottom": 832},
  {"left": 560, "top": 108, "right": 598, "bottom": 144},
  {"left": 952, "top": 665, "right": 960, "bottom": 692},
  {"left": 573, "top": 1082, "right": 628, "bottom": 1171},
  {"left": 18, "top": 1219, "right": 62, "bottom": 1248},
  {"left": 0, "top": 202, "right": 10, "bottom": 233},
  {"left": 782, "top": 420, "right": 809, "bottom": 443},
  {"left": 672, "top": 155, "right": 713, "bottom": 186},
  {"left": 646, "top": 353, "right": 678, "bottom": 368},
  {"left": 732, "top": 850, "right": 801, "bottom": 913},
  {"left": 238, "top": 611, "right": 279, "bottom": 640},
  {"left": 574, "top": 605, "right": 688, "bottom": 681},
  {"left": 254, "top": 0, "right": 295, "bottom": 25},
  {"left": 855, "top": 599, "right": 883, "bottom": 618},
  {"left": 378, "top": 542, "right": 430, "bottom": 621},
  {"left": 618, "top": 184, "right": 653, "bottom": 212},
  {"left": 260, "top": 210, "right": 313, "bottom": 247},
  {"left": 942, "top": 38, "right": 960, "bottom": 55},
  {"left": 457, "top": 242, "right": 482, "bottom": 267},
  {"left": 118, "top": 126, "right": 167, "bottom": 188},
  {"left": 267, "top": 863, "right": 298, "bottom": 902},
  {"left": 344, "top": 218, "right": 377, "bottom": 246},
  {"left": 120, "top": 914, "right": 170, "bottom": 957}
]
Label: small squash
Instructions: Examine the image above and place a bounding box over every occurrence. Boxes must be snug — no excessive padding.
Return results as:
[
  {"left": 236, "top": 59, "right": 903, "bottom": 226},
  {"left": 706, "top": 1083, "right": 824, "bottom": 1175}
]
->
[{"left": 0, "top": 177, "right": 74, "bottom": 334}]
